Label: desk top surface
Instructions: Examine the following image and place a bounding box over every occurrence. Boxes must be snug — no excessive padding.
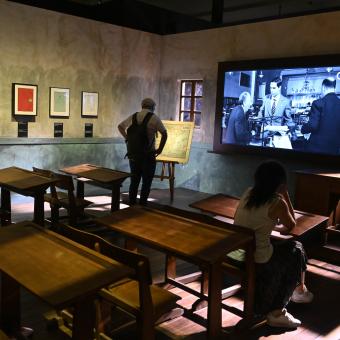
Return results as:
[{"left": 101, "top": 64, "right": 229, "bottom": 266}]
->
[
  {"left": 0, "top": 166, "right": 55, "bottom": 190},
  {"left": 61, "top": 164, "right": 130, "bottom": 183},
  {"left": 0, "top": 222, "right": 132, "bottom": 308},
  {"left": 190, "top": 193, "right": 328, "bottom": 237},
  {"left": 190, "top": 193, "right": 239, "bottom": 218},
  {"left": 96, "top": 206, "right": 252, "bottom": 264}
]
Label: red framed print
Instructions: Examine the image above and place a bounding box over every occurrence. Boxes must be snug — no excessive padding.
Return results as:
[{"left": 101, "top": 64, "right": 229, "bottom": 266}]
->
[{"left": 13, "top": 83, "right": 38, "bottom": 116}]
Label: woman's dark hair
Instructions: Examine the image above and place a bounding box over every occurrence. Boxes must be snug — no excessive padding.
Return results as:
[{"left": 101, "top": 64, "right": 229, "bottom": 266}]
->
[{"left": 245, "top": 160, "right": 287, "bottom": 209}]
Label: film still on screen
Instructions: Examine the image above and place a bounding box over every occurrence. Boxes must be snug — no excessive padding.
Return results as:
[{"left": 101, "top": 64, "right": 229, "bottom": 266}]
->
[{"left": 221, "top": 67, "right": 340, "bottom": 156}]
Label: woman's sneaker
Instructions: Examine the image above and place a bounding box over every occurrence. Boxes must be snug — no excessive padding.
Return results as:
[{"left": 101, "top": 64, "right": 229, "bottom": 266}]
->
[
  {"left": 267, "top": 309, "right": 301, "bottom": 328},
  {"left": 291, "top": 289, "right": 314, "bottom": 303}
]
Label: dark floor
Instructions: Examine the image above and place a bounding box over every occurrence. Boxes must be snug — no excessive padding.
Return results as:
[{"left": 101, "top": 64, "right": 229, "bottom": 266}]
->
[{"left": 6, "top": 188, "right": 340, "bottom": 339}]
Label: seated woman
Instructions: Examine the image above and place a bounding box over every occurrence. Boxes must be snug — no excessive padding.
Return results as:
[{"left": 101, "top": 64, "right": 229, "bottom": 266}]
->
[{"left": 228, "top": 160, "right": 313, "bottom": 328}]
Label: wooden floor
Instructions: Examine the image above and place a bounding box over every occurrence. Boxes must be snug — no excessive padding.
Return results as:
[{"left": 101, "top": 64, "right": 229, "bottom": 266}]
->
[{"left": 5, "top": 188, "right": 340, "bottom": 339}]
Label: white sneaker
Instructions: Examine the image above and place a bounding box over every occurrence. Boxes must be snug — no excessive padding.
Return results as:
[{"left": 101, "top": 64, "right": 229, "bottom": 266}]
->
[
  {"left": 267, "top": 309, "right": 301, "bottom": 328},
  {"left": 291, "top": 289, "right": 314, "bottom": 303}
]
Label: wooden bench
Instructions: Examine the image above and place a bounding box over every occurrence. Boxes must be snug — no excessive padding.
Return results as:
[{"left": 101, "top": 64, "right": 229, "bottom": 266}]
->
[
  {"left": 190, "top": 193, "right": 328, "bottom": 238},
  {"left": 56, "top": 223, "right": 182, "bottom": 340},
  {"left": 33, "top": 167, "right": 92, "bottom": 226},
  {"left": 324, "top": 200, "right": 340, "bottom": 264}
]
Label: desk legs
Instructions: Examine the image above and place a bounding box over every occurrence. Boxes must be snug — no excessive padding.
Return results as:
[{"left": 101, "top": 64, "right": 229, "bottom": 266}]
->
[
  {"left": 243, "top": 241, "right": 255, "bottom": 322},
  {"left": 1, "top": 189, "right": 11, "bottom": 225},
  {"left": 1, "top": 189, "right": 11, "bottom": 212},
  {"left": 72, "top": 296, "right": 96, "bottom": 340},
  {"left": 166, "top": 255, "right": 176, "bottom": 279},
  {"left": 76, "top": 181, "right": 85, "bottom": 199},
  {"left": 207, "top": 262, "right": 222, "bottom": 339},
  {"left": 76, "top": 180, "right": 121, "bottom": 212},
  {"left": 168, "top": 162, "right": 175, "bottom": 202},
  {"left": 1, "top": 272, "right": 21, "bottom": 335},
  {"left": 1, "top": 188, "right": 45, "bottom": 227},
  {"left": 0, "top": 274, "right": 95, "bottom": 340},
  {"left": 33, "top": 190, "right": 46, "bottom": 226},
  {"left": 111, "top": 183, "right": 121, "bottom": 212}
]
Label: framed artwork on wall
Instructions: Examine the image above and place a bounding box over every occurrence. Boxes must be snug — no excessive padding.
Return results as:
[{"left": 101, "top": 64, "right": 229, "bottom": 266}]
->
[
  {"left": 12, "top": 83, "right": 38, "bottom": 116},
  {"left": 50, "top": 87, "right": 70, "bottom": 118},
  {"left": 81, "top": 91, "right": 98, "bottom": 118}
]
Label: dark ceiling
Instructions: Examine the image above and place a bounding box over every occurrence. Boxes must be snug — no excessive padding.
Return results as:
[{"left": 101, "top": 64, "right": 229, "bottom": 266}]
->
[{"left": 8, "top": 0, "right": 340, "bottom": 35}]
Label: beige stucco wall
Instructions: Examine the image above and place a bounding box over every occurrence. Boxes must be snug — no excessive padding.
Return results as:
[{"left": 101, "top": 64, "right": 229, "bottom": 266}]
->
[
  {"left": 160, "top": 11, "right": 340, "bottom": 143},
  {"left": 0, "top": 1, "right": 161, "bottom": 138},
  {"left": 0, "top": 3, "right": 339, "bottom": 195},
  {"left": 2, "top": 1, "right": 340, "bottom": 144}
]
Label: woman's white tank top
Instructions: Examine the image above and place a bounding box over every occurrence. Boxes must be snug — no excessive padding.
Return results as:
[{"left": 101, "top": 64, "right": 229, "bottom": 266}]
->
[{"left": 234, "top": 188, "right": 279, "bottom": 263}]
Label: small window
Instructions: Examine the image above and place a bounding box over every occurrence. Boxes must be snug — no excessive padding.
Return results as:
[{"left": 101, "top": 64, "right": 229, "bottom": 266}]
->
[
  {"left": 239, "top": 72, "right": 251, "bottom": 87},
  {"left": 179, "top": 80, "right": 203, "bottom": 128}
]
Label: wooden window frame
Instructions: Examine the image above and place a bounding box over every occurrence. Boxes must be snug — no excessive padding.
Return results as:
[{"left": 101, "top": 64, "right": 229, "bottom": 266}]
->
[{"left": 179, "top": 80, "right": 203, "bottom": 128}]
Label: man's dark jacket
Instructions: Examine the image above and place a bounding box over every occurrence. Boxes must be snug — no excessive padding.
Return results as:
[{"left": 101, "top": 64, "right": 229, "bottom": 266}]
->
[
  {"left": 225, "top": 105, "right": 251, "bottom": 145},
  {"left": 302, "top": 92, "right": 340, "bottom": 155}
]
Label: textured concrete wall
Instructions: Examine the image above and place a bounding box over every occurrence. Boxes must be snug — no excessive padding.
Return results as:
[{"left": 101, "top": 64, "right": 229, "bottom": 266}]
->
[
  {"left": 1, "top": 2, "right": 339, "bottom": 199},
  {"left": 0, "top": 1, "right": 161, "bottom": 138}
]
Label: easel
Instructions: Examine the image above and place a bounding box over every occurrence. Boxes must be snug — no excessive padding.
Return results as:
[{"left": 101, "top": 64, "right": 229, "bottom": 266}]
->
[
  {"left": 154, "top": 120, "right": 194, "bottom": 202},
  {"left": 155, "top": 160, "right": 177, "bottom": 201}
]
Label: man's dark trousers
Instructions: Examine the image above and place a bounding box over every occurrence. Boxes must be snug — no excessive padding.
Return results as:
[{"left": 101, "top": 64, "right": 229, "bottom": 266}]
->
[{"left": 129, "top": 155, "right": 156, "bottom": 205}]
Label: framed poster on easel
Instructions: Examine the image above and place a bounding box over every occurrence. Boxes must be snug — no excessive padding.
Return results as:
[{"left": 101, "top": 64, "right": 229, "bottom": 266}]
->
[{"left": 155, "top": 120, "right": 194, "bottom": 200}]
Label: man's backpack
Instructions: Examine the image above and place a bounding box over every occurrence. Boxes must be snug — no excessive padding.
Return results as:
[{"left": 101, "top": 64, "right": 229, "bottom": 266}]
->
[{"left": 126, "top": 112, "right": 153, "bottom": 161}]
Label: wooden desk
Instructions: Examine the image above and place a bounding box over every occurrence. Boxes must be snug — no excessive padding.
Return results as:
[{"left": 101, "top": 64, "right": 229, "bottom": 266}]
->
[
  {"left": 0, "top": 167, "right": 56, "bottom": 226},
  {"left": 61, "top": 164, "right": 130, "bottom": 212},
  {"left": 295, "top": 170, "right": 340, "bottom": 215},
  {"left": 190, "top": 193, "right": 328, "bottom": 238},
  {"left": 0, "top": 221, "right": 132, "bottom": 340},
  {"left": 190, "top": 193, "right": 239, "bottom": 220},
  {"left": 95, "top": 206, "right": 254, "bottom": 338}
]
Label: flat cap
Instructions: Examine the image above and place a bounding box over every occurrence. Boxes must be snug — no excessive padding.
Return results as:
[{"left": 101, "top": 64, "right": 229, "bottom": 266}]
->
[{"left": 141, "top": 98, "right": 156, "bottom": 109}]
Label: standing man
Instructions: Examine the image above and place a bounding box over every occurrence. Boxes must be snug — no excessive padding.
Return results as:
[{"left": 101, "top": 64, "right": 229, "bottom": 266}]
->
[
  {"left": 301, "top": 78, "right": 340, "bottom": 155},
  {"left": 225, "top": 91, "right": 252, "bottom": 145},
  {"left": 259, "top": 77, "right": 293, "bottom": 126},
  {"left": 118, "top": 98, "right": 167, "bottom": 205}
]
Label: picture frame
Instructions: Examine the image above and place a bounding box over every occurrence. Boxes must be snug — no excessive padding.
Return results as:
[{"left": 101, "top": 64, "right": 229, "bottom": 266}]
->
[
  {"left": 50, "top": 87, "right": 70, "bottom": 118},
  {"left": 81, "top": 91, "right": 98, "bottom": 118},
  {"left": 12, "top": 83, "right": 38, "bottom": 116}
]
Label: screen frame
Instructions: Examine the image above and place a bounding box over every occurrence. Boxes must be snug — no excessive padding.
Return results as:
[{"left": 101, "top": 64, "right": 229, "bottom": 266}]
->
[{"left": 213, "top": 54, "right": 340, "bottom": 164}]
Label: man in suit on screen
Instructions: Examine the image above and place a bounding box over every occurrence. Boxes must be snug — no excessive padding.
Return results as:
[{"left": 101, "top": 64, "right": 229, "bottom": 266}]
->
[
  {"left": 225, "top": 91, "right": 252, "bottom": 145},
  {"left": 259, "top": 77, "right": 293, "bottom": 127},
  {"left": 301, "top": 77, "right": 340, "bottom": 155}
]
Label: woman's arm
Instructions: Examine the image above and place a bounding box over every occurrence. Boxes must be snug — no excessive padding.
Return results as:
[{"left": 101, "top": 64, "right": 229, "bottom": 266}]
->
[
  {"left": 281, "top": 189, "right": 295, "bottom": 223},
  {"left": 268, "top": 194, "right": 296, "bottom": 233}
]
